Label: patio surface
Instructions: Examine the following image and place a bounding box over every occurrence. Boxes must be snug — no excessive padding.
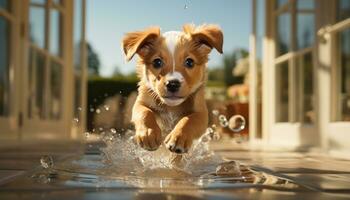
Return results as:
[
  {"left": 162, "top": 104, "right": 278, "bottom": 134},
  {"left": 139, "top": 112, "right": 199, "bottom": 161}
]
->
[{"left": 1, "top": 139, "right": 350, "bottom": 199}]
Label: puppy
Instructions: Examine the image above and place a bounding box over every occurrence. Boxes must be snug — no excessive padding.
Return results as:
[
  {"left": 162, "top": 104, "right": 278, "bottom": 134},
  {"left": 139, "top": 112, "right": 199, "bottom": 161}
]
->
[{"left": 122, "top": 24, "right": 223, "bottom": 154}]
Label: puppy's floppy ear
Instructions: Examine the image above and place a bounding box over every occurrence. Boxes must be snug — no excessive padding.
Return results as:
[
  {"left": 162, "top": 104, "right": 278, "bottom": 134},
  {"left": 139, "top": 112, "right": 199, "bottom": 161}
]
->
[
  {"left": 184, "top": 24, "right": 223, "bottom": 54},
  {"left": 122, "top": 26, "right": 160, "bottom": 61}
]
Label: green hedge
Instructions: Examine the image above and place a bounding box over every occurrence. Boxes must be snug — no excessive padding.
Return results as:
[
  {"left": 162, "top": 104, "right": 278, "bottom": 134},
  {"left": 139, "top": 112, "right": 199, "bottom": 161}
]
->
[{"left": 87, "top": 76, "right": 138, "bottom": 130}]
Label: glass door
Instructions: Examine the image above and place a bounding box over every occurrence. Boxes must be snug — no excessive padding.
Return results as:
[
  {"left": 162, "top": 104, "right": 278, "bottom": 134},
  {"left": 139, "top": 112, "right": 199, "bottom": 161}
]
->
[
  {"left": 22, "top": 0, "right": 69, "bottom": 138},
  {"left": 267, "top": 0, "right": 317, "bottom": 147}
]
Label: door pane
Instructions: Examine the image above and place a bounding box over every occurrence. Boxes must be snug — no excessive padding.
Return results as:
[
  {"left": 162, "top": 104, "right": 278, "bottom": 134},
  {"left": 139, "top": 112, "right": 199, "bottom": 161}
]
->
[
  {"left": 276, "top": 0, "right": 289, "bottom": 8},
  {"left": 31, "top": 0, "right": 46, "bottom": 5},
  {"left": 338, "top": 28, "right": 350, "bottom": 121},
  {"left": 50, "top": 61, "right": 62, "bottom": 119},
  {"left": 297, "top": 0, "right": 314, "bottom": 10},
  {"left": 297, "top": 13, "right": 314, "bottom": 49},
  {"left": 298, "top": 52, "right": 314, "bottom": 123},
  {"left": 276, "top": 62, "right": 289, "bottom": 122},
  {"left": 276, "top": 12, "right": 291, "bottom": 56},
  {"left": 0, "top": 0, "right": 10, "bottom": 11},
  {"left": 50, "top": 9, "right": 62, "bottom": 56},
  {"left": 35, "top": 52, "right": 46, "bottom": 119},
  {"left": 0, "top": 17, "right": 9, "bottom": 116},
  {"left": 29, "top": 6, "right": 45, "bottom": 49},
  {"left": 338, "top": 0, "right": 350, "bottom": 21},
  {"left": 52, "top": 0, "right": 61, "bottom": 6}
]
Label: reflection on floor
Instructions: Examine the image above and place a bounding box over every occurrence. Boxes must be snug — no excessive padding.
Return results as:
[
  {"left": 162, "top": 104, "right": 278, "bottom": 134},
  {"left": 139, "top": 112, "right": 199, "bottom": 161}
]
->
[{"left": 1, "top": 140, "right": 350, "bottom": 200}]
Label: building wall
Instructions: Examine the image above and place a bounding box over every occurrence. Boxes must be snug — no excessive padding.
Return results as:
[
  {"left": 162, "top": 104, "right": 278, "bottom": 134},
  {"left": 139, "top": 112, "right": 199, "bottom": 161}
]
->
[{"left": 0, "top": 0, "right": 87, "bottom": 141}]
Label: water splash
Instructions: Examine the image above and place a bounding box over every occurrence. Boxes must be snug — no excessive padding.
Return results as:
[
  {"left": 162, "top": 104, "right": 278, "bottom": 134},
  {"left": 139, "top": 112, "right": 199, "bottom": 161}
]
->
[
  {"left": 103, "top": 105, "right": 110, "bottom": 111},
  {"left": 100, "top": 128, "right": 222, "bottom": 175},
  {"left": 184, "top": 0, "right": 190, "bottom": 9},
  {"left": 40, "top": 155, "right": 54, "bottom": 169},
  {"left": 73, "top": 118, "right": 79, "bottom": 123}
]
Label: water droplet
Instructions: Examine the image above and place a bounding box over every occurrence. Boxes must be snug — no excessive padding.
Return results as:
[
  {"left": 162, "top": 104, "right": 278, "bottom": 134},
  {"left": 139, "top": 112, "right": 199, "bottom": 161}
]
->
[
  {"left": 104, "top": 105, "right": 110, "bottom": 111},
  {"left": 110, "top": 128, "right": 117, "bottom": 134},
  {"left": 99, "top": 127, "right": 104, "bottom": 131},
  {"left": 73, "top": 118, "right": 79, "bottom": 123},
  {"left": 89, "top": 108, "right": 94, "bottom": 112},
  {"left": 95, "top": 108, "right": 101, "bottom": 114},
  {"left": 218, "top": 114, "right": 227, "bottom": 122},
  {"left": 219, "top": 114, "right": 228, "bottom": 127},
  {"left": 200, "top": 135, "right": 210, "bottom": 143},
  {"left": 119, "top": 90, "right": 122, "bottom": 94},
  {"left": 220, "top": 120, "right": 229, "bottom": 128},
  {"left": 212, "top": 109, "right": 219, "bottom": 116},
  {"left": 85, "top": 132, "right": 90, "bottom": 138},
  {"left": 212, "top": 132, "right": 221, "bottom": 140},
  {"left": 228, "top": 115, "right": 246, "bottom": 132},
  {"left": 216, "top": 161, "right": 241, "bottom": 176},
  {"left": 184, "top": 4, "right": 188, "bottom": 9},
  {"left": 40, "top": 155, "right": 54, "bottom": 169},
  {"left": 77, "top": 107, "right": 82, "bottom": 111}
]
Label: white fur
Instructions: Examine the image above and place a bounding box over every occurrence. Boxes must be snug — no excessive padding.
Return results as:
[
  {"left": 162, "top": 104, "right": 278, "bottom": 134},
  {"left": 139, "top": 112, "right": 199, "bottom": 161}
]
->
[
  {"left": 162, "top": 31, "right": 182, "bottom": 72},
  {"left": 165, "top": 71, "right": 184, "bottom": 82}
]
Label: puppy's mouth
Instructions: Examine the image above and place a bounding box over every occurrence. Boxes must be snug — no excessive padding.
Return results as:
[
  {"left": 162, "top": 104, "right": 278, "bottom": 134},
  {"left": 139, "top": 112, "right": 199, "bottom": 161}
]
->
[{"left": 161, "top": 95, "right": 186, "bottom": 106}]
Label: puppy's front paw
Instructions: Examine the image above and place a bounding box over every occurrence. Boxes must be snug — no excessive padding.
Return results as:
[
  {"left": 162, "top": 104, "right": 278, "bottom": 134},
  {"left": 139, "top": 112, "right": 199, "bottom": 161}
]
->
[
  {"left": 164, "top": 131, "right": 193, "bottom": 154},
  {"left": 135, "top": 127, "right": 162, "bottom": 151}
]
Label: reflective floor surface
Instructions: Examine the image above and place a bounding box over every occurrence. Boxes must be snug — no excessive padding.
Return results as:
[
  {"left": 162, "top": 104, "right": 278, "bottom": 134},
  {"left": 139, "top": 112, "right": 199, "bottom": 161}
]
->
[{"left": 1, "top": 140, "right": 350, "bottom": 200}]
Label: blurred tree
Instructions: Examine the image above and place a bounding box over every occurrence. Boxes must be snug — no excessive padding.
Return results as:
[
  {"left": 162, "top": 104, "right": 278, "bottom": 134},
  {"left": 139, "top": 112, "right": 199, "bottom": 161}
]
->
[
  {"left": 223, "top": 48, "right": 248, "bottom": 86},
  {"left": 87, "top": 42, "right": 100, "bottom": 76},
  {"left": 208, "top": 67, "right": 224, "bottom": 81}
]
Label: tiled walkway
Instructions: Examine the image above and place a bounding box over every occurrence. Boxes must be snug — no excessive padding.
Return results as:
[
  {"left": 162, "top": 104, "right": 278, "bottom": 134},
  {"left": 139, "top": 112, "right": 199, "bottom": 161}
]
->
[{"left": 1, "top": 140, "right": 350, "bottom": 199}]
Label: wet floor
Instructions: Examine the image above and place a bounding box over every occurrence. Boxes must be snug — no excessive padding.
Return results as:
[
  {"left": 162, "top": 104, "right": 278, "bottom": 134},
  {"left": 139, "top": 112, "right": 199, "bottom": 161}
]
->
[{"left": 1, "top": 140, "right": 350, "bottom": 199}]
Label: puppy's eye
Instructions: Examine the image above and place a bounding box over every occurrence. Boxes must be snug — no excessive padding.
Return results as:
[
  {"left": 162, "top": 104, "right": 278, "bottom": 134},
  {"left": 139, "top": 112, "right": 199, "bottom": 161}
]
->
[
  {"left": 184, "top": 58, "right": 194, "bottom": 68},
  {"left": 152, "top": 58, "right": 163, "bottom": 69}
]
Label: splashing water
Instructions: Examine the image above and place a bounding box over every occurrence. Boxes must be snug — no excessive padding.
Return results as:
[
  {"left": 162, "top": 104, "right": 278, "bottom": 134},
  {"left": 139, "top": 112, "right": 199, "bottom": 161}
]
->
[
  {"left": 40, "top": 155, "right": 54, "bottom": 169},
  {"left": 100, "top": 128, "right": 222, "bottom": 175},
  {"left": 100, "top": 109, "right": 246, "bottom": 175},
  {"left": 32, "top": 109, "right": 303, "bottom": 190}
]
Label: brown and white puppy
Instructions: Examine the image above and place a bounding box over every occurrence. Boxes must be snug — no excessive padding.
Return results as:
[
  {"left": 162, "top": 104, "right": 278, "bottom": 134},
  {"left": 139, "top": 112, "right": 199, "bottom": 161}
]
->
[{"left": 122, "top": 24, "right": 223, "bottom": 154}]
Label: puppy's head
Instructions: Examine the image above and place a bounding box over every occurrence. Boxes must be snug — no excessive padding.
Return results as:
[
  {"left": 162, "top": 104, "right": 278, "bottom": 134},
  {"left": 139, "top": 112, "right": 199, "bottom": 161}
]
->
[{"left": 122, "top": 24, "right": 223, "bottom": 106}]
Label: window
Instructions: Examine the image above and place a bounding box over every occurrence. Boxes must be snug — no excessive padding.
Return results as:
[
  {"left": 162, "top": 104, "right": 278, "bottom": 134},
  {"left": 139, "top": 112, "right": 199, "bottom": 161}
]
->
[
  {"left": 337, "top": 0, "right": 350, "bottom": 22},
  {"left": 334, "top": 28, "right": 350, "bottom": 121}
]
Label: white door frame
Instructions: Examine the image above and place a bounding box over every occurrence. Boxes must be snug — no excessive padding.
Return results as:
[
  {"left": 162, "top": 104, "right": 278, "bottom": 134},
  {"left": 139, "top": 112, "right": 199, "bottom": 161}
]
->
[
  {"left": 20, "top": 0, "right": 74, "bottom": 140},
  {"left": 262, "top": 0, "right": 318, "bottom": 148}
]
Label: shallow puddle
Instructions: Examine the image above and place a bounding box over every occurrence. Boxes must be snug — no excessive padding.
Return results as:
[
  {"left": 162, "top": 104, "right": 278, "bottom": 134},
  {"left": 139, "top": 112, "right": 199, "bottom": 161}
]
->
[{"left": 30, "top": 131, "right": 306, "bottom": 192}]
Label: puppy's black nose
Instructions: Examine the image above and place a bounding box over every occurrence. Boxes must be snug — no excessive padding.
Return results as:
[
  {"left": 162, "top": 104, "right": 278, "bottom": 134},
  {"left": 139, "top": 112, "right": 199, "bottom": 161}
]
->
[{"left": 166, "top": 80, "right": 181, "bottom": 93}]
